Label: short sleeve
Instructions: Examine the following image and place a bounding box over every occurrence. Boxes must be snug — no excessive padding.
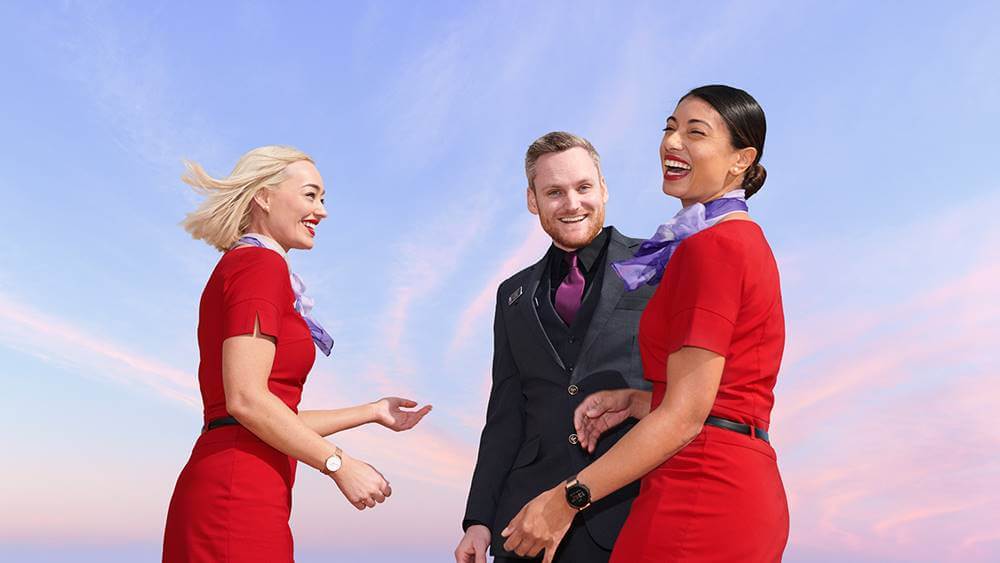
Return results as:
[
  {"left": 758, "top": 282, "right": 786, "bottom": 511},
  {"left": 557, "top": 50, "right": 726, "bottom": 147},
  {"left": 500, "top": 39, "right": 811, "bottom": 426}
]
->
[
  {"left": 661, "top": 233, "right": 745, "bottom": 357},
  {"left": 221, "top": 250, "right": 291, "bottom": 340}
]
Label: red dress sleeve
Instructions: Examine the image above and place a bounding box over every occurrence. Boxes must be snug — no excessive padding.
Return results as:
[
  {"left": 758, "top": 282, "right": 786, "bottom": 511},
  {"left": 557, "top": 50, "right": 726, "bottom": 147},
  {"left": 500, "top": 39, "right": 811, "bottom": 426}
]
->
[
  {"left": 221, "top": 249, "right": 292, "bottom": 340},
  {"left": 660, "top": 232, "right": 746, "bottom": 357}
]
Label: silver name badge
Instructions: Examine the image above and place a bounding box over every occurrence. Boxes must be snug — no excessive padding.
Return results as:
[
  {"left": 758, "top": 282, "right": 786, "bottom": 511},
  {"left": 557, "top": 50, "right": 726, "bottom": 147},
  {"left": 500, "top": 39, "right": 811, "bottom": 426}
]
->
[{"left": 508, "top": 286, "right": 524, "bottom": 306}]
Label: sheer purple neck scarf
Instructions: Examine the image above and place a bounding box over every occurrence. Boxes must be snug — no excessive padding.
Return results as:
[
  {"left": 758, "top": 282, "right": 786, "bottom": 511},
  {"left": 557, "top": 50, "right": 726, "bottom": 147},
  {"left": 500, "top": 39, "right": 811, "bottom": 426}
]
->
[
  {"left": 233, "top": 234, "right": 334, "bottom": 356},
  {"left": 612, "top": 190, "right": 749, "bottom": 292}
]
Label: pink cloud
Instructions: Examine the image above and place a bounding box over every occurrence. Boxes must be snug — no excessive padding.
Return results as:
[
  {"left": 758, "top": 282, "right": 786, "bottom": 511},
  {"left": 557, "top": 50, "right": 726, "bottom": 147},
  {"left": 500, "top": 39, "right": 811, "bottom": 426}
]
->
[
  {"left": 0, "top": 292, "right": 197, "bottom": 407},
  {"left": 447, "top": 224, "right": 550, "bottom": 356},
  {"left": 353, "top": 197, "right": 500, "bottom": 406},
  {"left": 295, "top": 375, "right": 478, "bottom": 492},
  {"left": 380, "top": 199, "right": 495, "bottom": 353},
  {"left": 873, "top": 500, "right": 989, "bottom": 537},
  {"left": 774, "top": 257, "right": 1000, "bottom": 562}
]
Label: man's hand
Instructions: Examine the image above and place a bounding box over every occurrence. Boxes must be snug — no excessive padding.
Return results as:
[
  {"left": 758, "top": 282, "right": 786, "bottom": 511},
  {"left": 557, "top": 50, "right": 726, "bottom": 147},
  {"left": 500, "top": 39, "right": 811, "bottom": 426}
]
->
[{"left": 454, "top": 524, "right": 491, "bottom": 563}]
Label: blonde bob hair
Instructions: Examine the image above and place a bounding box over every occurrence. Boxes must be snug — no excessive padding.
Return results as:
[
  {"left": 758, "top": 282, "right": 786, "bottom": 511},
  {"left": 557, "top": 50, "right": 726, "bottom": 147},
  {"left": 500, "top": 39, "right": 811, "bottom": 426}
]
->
[{"left": 181, "top": 145, "right": 314, "bottom": 251}]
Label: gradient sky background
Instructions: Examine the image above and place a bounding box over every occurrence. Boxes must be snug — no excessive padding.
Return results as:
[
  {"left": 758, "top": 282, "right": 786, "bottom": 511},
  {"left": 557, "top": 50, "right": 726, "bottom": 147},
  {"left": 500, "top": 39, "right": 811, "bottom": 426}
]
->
[{"left": 1, "top": 1, "right": 998, "bottom": 562}]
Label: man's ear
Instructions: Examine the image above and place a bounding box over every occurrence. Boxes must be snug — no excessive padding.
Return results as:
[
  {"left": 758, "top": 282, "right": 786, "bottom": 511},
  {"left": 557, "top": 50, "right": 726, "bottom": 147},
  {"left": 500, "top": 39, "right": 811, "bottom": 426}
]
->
[
  {"left": 526, "top": 186, "right": 539, "bottom": 216},
  {"left": 601, "top": 176, "right": 609, "bottom": 204}
]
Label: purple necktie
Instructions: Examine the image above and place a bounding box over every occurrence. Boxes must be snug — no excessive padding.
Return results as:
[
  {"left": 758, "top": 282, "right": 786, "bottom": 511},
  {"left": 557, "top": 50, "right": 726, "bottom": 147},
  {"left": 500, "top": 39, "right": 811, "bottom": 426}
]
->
[{"left": 555, "top": 253, "right": 585, "bottom": 325}]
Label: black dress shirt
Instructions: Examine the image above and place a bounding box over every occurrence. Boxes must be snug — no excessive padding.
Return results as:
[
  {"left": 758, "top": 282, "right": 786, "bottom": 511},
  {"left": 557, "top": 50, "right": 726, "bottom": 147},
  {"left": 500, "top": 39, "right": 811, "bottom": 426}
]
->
[
  {"left": 535, "top": 227, "right": 612, "bottom": 370},
  {"left": 546, "top": 227, "right": 611, "bottom": 305}
]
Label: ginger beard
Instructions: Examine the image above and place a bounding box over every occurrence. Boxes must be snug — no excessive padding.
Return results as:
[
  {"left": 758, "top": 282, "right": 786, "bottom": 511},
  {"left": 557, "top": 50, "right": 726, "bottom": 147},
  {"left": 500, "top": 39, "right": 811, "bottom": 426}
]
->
[{"left": 536, "top": 195, "right": 605, "bottom": 250}]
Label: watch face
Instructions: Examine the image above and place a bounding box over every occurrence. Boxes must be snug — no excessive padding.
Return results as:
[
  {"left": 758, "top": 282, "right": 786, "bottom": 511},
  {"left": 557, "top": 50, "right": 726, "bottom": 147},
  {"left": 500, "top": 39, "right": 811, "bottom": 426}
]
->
[
  {"left": 325, "top": 455, "right": 342, "bottom": 473},
  {"left": 566, "top": 484, "right": 590, "bottom": 508}
]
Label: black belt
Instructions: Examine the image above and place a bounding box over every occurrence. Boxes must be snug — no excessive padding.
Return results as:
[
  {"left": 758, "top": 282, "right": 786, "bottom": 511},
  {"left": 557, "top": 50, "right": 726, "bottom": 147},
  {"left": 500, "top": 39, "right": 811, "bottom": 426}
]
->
[
  {"left": 202, "top": 416, "right": 241, "bottom": 433},
  {"left": 705, "top": 415, "right": 769, "bottom": 443}
]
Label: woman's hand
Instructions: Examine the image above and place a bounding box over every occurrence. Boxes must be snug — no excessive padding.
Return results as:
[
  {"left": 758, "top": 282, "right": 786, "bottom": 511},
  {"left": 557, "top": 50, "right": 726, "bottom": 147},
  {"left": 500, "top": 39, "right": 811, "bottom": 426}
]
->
[
  {"left": 372, "top": 397, "right": 432, "bottom": 432},
  {"left": 329, "top": 454, "right": 392, "bottom": 510},
  {"left": 574, "top": 389, "right": 649, "bottom": 454},
  {"left": 501, "top": 485, "right": 575, "bottom": 562}
]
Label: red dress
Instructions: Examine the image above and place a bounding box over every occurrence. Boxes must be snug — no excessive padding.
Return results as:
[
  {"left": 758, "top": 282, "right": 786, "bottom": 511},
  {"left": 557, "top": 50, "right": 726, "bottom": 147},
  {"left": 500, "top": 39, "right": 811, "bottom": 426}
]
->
[
  {"left": 611, "top": 220, "right": 789, "bottom": 562},
  {"left": 163, "top": 247, "right": 316, "bottom": 562}
]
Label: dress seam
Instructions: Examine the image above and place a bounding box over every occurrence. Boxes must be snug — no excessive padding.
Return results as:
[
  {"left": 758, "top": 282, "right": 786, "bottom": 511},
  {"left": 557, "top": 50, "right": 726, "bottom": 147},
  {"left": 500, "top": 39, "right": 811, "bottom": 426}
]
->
[
  {"left": 224, "top": 437, "right": 237, "bottom": 563},
  {"left": 673, "top": 436, "right": 708, "bottom": 560},
  {"left": 227, "top": 297, "right": 284, "bottom": 310},
  {"left": 668, "top": 305, "right": 736, "bottom": 326},
  {"left": 753, "top": 287, "right": 781, "bottom": 426}
]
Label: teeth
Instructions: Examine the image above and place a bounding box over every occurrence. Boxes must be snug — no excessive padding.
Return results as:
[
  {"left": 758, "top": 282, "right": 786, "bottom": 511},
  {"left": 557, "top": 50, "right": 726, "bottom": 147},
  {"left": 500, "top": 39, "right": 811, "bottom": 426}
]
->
[
  {"left": 560, "top": 216, "right": 586, "bottom": 223},
  {"left": 664, "top": 159, "right": 691, "bottom": 170}
]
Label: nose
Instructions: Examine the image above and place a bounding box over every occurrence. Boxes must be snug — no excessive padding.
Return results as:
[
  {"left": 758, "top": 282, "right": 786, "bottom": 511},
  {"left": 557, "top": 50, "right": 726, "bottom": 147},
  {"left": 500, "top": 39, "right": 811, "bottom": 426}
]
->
[
  {"left": 315, "top": 201, "right": 329, "bottom": 220},
  {"left": 564, "top": 190, "right": 584, "bottom": 212},
  {"left": 662, "top": 129, "right": 683, "bottom": 153}
]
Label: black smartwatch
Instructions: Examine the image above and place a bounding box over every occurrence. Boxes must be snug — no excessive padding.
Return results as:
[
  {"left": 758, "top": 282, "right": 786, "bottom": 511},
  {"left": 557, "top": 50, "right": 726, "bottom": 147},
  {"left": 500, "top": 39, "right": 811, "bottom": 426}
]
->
[{"left": 564, "top": 474, "right": 592, "bottom": 510}]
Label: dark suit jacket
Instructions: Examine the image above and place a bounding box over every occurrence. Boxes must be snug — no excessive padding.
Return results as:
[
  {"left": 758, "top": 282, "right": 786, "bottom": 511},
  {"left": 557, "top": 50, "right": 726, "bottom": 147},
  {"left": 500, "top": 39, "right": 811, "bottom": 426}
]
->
[{"left": 463, "top": 227, "right": 655, "bottom": 558}]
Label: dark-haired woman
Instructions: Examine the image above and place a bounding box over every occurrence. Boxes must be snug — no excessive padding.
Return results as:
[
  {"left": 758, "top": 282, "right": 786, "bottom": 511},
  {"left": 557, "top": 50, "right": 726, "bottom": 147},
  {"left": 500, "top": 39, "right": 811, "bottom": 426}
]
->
[{"left": 500, "top": 85, "right": 788, "bottom": 562}]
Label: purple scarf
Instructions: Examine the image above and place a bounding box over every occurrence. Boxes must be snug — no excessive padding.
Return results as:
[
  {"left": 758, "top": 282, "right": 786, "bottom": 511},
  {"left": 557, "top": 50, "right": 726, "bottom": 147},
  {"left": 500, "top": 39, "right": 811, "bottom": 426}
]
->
[
  {"left": 612, "top": 190, "right": 749, "bottom": 291},
  {"left": 233, "top": 234, "right": 334, "bottom": 356}
]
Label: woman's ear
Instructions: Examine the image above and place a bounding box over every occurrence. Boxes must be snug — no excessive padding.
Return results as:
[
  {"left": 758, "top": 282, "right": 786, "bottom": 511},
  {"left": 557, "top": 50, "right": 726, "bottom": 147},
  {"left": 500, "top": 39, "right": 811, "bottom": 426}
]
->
[
  {"left": 734, "top": 147, "right": 758, "bottom": 176},
  {"left": 253, "top": 189, "right": 272, "bottom": 213}
]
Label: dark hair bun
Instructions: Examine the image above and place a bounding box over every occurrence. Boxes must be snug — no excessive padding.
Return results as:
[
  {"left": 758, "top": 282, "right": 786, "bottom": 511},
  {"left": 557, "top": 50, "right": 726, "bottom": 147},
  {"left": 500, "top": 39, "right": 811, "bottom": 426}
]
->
[{"left": 743, "top": 163, "right": 766, "bottom": 198}]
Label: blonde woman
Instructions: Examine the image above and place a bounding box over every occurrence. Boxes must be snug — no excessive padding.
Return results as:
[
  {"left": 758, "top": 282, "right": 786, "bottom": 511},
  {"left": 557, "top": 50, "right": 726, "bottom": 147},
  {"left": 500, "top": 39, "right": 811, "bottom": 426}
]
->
[{"left": 163, "top": 146, "right": 431, "bottom": 562}]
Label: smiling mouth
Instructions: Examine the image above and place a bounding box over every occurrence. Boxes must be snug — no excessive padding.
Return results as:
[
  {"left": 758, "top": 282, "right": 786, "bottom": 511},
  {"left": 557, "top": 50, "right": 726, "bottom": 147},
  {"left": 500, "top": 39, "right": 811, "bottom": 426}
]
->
[
  {"left": 302, "top": 221, "right": 316, "bottom": 237},
  {"left": 663, "top": 157, "right": 692, "bottom": 180},
  {"left": 559, "top": 215, "right": 587, "bottom": 224}
]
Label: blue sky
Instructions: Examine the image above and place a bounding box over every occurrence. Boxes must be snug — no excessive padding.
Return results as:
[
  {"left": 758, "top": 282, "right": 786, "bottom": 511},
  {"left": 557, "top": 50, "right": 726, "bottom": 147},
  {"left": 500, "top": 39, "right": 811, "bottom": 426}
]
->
[{"left": 1, "top": 1, "right": 998, "bottom": 561}]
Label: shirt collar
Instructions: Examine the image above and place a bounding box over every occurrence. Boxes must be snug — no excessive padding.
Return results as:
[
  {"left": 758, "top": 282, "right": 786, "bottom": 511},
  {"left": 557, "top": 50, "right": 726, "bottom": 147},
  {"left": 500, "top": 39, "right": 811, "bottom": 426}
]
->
[
  {"left": 241, "top": 232, "right": 289, "bottom": 264},
  {"left": 550, "top": 226, "right": 609, "bottom": 273}
]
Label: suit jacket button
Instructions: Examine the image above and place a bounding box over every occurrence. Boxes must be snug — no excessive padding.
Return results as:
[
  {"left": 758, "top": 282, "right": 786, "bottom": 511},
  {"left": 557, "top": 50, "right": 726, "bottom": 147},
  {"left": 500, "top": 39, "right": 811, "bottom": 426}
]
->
[
  {"left": 568, "top": 384, "right": 579, "bottom": 396},
  {"left": 568, "top": 433, "right": 579, "bottom": 445}
]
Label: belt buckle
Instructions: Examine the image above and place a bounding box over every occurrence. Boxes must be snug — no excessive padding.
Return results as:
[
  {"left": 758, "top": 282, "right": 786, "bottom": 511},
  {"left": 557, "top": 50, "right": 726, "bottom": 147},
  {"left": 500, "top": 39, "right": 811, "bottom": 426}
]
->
[{"left": 751, "top": 425, "right": 770, "bottom": 443}]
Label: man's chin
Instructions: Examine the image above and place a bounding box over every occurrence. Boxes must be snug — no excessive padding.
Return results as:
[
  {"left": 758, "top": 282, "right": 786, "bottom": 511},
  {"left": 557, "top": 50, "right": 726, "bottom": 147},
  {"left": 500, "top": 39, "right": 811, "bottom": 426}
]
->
[{"left": 548, "top": 224, "right": 602, "bottom": 250}]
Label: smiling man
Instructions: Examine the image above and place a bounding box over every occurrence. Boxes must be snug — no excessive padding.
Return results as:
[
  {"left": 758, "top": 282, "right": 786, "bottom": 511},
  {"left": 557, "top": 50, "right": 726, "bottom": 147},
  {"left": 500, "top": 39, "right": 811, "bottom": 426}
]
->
[{"left": 455, "top": 132, "right": 655, "bottom": 563}]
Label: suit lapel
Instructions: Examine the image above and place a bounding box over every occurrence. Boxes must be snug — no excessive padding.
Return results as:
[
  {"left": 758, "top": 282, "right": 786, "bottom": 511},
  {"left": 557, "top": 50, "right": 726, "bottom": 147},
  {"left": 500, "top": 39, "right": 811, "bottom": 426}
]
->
[
  {"left": 575, "top": 228, "right": 636, "bottom": 375},
  {"left": 515, "top": 253, "right": 566, "bottom": 370}
]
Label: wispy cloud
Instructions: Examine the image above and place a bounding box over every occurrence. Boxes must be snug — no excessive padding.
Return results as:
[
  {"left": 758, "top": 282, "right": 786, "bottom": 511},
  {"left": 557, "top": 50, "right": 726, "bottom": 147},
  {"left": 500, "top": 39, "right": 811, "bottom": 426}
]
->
[
  {"left": 776, "top": 192, "right": 1000, "bottom": 562},
  {"left": 0, "top": 293, "right": 197, "bottom": 407},
  {"left": 43, "top": 3, "right": 220, "bottom": 169},
  {"left": 447, "top": 222, "right": 549, "bottom": 356},
  {"left": 357, "top": 192, "right": 497, "bottom": 397}
]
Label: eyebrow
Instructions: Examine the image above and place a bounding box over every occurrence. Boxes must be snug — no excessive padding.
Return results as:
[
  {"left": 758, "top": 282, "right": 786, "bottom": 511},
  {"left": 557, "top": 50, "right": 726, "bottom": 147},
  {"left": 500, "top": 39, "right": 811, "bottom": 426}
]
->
[
  {"left": 302, "top": 183, "right": 325, "bottom": 196},
  {"left": 667, "top": 116, "right": 714, "bottom": 129},
  {"left": 542, "top": 178, "right": 594, "bottom": 191}
]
